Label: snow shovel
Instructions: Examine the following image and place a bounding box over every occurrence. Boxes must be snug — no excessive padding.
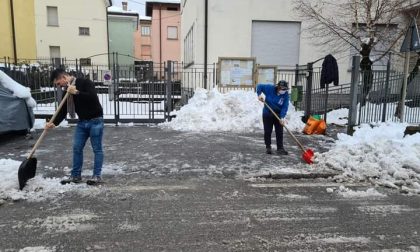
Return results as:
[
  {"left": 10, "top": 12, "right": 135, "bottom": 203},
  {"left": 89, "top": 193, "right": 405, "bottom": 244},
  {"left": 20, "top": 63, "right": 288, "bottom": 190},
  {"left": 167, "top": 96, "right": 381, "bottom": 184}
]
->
[
  {"left": 263, "top": 101, "right": 315, "bottom": 164},
  {"left": 18, "top": 89, "right": 72, "bottom": 190}
]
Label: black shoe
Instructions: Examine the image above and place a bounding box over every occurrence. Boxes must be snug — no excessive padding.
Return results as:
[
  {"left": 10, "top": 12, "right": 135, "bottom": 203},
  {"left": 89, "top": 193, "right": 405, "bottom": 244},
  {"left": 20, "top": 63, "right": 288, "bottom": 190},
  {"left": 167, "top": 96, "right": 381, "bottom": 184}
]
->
[
  {"left": 86, "top": 176, "right": 104, "bottom": 186},
  {"left": 277, "top": 148, "right": 288, "bottom": 155},
  {"left": 60, "top": 176, "right": 82, "bottom": 185},
  {"left": 266, "top": 147, "right": 273, "bottom": 155}
]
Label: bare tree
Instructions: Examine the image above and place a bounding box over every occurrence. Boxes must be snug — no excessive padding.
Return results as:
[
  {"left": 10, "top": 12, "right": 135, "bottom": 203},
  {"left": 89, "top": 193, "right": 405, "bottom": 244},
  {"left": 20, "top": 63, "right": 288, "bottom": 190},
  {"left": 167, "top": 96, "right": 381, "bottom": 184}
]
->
[
  {"left": 294, "top": 0, "right": 409, "bottom": 63},
  {"left": 294, "top": 0, "right": 412, "bottom": 105}
]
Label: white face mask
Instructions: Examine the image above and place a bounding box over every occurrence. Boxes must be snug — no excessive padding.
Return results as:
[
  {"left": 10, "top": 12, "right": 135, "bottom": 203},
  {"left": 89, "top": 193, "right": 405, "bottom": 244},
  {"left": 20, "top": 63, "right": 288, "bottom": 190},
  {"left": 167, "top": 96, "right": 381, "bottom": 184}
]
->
[{"left": 278, "top": 90, "right": 287, "bottom": 95}]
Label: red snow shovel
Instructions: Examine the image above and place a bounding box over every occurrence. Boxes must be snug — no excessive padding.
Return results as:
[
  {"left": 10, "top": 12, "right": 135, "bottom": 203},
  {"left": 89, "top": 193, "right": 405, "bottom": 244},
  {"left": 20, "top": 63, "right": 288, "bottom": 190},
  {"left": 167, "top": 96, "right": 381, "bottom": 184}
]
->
[
  {"left": 18, "top": 90, "right": 72, "bottom": 190},
  {"left": 263, "top": 101, "right": 314, "bottom": 164}
]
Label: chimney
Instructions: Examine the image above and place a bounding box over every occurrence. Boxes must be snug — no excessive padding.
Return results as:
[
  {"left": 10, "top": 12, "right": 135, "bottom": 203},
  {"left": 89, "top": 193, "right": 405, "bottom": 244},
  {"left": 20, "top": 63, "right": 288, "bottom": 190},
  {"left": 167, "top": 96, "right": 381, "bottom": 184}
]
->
[{"left": 122, "top": 1, "right": 128, "bottom": 11}]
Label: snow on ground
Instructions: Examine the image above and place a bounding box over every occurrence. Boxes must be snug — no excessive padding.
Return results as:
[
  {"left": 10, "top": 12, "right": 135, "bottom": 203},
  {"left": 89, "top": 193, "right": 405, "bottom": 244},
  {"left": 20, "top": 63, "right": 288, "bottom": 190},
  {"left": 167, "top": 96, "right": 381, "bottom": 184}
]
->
[
  {"left": 0, "top": 159, "right": 124, "bottom": 202},
  {"left": 161, "top": 88, "right": 305, "bottom": 132},
  {"left": 19, "top": 247, "right": 56, "bottom": 252},
  {"left": 30, "top": 119, "right": 68, "bottom": 131},
  {"left": 327, "top": 108, "right": 348, "bottom": 126},
  {"left": 314, "top": 122, "right": 420, "bottom": 194},
  {"left": 327, "top": 186, "right": 387, "bottom": 198}
]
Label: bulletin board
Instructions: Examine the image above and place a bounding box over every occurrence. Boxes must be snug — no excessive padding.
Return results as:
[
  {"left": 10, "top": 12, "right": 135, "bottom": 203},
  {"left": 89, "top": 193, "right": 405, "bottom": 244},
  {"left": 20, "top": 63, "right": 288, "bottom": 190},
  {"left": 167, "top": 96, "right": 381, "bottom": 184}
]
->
[
  {"left": 217, "top": 57, "right": 256, "bottom": 87},
  {"left": 257, "top": 65, "right": 277, "bottom": 85}
]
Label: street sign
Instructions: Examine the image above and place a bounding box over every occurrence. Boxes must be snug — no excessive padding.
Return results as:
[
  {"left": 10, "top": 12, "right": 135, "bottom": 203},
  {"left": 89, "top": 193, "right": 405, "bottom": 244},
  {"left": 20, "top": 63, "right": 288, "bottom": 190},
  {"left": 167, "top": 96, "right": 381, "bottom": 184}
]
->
[
  {"left": 103, "top": 70, "right": 112, "bottom": 85},
  {"left": 400, "top": 19, "right": 420, "bottom": 52}
]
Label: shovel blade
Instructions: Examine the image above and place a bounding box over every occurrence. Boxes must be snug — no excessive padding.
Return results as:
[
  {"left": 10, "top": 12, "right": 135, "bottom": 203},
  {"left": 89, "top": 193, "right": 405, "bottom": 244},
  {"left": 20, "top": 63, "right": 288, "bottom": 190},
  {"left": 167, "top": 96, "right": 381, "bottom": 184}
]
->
[
  {"left": 302, "top": 149, "right": 314, "bottom": 164},
  {"left": 18, "top": 157, "right": 37, "bottom": 190}
]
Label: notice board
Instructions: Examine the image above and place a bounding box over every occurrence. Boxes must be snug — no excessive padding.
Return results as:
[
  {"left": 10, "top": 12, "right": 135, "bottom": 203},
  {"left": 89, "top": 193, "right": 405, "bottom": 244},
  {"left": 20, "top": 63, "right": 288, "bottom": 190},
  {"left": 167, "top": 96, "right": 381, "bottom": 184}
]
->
[
  {"left": 217, "top": 57, "right": 256, "bottom": 87},
  {"left": 257, "top": 65, "right": 277, "bottom": 85}
]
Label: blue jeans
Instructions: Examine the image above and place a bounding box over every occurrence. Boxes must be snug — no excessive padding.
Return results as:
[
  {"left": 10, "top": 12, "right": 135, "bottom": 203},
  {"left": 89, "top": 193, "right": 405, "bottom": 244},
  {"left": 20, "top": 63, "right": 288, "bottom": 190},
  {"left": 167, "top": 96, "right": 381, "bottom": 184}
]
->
[{"left": 72, "top": 117, "right": 104, "bottom": 177}]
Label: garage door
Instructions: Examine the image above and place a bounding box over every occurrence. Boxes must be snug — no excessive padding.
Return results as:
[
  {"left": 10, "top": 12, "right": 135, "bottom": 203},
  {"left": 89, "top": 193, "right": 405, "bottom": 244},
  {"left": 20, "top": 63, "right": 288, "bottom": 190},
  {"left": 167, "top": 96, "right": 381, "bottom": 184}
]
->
[{"left": 251, "top": 21, "right": 301, "bottom": 66}]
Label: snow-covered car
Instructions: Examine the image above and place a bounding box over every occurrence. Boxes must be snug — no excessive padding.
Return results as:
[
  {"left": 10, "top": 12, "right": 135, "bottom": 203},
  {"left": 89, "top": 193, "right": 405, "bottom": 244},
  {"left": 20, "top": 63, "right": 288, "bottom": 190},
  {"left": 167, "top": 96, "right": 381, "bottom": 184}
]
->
[{"left": 0, "top": 70, "right": 36, "bottom": 135}]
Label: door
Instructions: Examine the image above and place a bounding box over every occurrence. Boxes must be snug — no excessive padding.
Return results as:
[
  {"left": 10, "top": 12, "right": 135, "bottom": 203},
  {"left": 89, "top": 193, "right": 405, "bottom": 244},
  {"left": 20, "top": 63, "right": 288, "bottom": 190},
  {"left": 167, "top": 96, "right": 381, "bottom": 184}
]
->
[{"left": 251, "top": 21, "right": 301, "bottom": 66}]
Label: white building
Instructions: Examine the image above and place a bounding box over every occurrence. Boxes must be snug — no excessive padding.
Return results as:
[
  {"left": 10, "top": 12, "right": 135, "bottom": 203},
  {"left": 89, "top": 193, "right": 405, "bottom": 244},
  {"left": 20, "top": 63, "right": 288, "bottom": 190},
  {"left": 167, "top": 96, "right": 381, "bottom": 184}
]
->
[
  {"left": 35, "top": 0, "right": 111, "bottom": 65},
  {"left": 181, "top": 0, "right": 357, "bottom": 86}
]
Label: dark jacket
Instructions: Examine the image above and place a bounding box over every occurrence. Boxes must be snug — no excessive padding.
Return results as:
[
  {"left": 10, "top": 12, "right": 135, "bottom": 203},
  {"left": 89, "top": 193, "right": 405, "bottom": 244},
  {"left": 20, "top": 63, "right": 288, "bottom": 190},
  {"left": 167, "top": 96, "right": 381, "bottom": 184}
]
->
[
  {"left": 320, "top": 54, "right": 339, "bottom": 88},
  {"left": 256, "top": 84, "right": 289, "bottom": 119},
  {"left": 53, "top": 78, "right": 103, "bottom": 125}
]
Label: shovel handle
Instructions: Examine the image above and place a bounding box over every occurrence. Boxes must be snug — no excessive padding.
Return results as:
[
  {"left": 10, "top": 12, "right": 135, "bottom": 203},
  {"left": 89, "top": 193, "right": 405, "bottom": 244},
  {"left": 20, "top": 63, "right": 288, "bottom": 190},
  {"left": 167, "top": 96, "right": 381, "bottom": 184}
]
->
[
  {"left": 27, "top": 90, "right": 71, "bottom": 159},
  {"left": 263, "top": 101, "right": 307, "bottom": 153}
]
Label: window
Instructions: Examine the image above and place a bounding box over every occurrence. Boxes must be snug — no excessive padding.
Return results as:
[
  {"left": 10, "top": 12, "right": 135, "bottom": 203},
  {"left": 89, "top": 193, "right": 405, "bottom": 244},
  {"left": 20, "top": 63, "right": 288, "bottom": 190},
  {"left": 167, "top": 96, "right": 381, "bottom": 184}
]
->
[
  {"left": 79, "top": 27, "right": 90, "bottom": 36},
  {"left": 184, "top": 25, "right": 194, "bottom": 66},
  {"left": 167, "top": 7, "right": 178, "bottom": 11},
  {"left": 167, "top": 26, "right": 178, "bottom": 40},
  {"left": 141, "top": 26, "right": 151, "bottom": 36},
  {"left": 47, "top": 6, "right": 59, "bottom": 26}
]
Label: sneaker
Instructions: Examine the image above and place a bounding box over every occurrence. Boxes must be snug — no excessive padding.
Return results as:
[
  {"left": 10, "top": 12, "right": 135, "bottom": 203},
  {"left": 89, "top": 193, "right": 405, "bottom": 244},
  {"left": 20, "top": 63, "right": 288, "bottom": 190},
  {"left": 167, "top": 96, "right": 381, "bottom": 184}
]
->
[
  {"left": 86, "top": 176, "right": 103, "bottom": 186},
  {"left": 266, "top": 147, "right": 273, "bottom": 155},
  {"left": 60, "top": 176, "right": 82, "bottom": 185},
  {"left": 277, "top": 148, "right": 288, "bottom": 155}
]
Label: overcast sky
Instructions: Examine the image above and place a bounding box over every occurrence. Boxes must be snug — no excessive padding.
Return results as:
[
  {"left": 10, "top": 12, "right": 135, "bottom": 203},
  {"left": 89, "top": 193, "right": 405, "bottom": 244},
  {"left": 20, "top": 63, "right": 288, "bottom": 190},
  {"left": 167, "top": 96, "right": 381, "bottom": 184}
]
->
[{"left": 112, "top": 0, "right": 146, "bottom": 16}]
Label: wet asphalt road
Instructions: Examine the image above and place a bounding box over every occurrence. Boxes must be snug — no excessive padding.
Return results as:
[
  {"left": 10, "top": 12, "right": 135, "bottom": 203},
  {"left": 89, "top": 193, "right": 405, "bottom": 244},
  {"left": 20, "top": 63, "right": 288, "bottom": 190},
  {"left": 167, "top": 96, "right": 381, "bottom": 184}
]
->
[{"left": 0, "top": 126, "right": 419, "bottom": 251}]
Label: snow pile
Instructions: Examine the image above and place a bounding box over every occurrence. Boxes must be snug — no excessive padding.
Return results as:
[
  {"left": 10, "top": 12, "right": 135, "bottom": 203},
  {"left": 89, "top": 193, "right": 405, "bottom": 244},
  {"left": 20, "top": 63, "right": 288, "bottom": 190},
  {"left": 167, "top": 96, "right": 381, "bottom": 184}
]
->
[
  {"left": 0, "top": 70, "right": 36, "bottom": 108},
  {"left": 327, "top": 108, "right": 348, "bottom": 125},
  {"left": 161, "top": 88, "right": 305, "bottom": 132},
  {"left": 315, "top": 123, "right": 420, "bottom": 194},
  {"left": 0, "top": 159, "right": 123, "bottom": 201},
  {"left": 327, "top": 186, "right": 387, "bottom": 198}
]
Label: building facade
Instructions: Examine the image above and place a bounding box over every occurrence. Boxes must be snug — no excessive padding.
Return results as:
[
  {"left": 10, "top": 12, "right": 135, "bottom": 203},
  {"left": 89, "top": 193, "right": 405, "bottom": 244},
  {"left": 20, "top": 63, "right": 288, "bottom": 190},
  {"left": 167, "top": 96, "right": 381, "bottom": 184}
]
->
[
  {"left": 134, "top": 17, "right": 153, "bottom": 61},
  {"left": 146, "top": 1, "right": 181, "bottom": 65},
  {"left": 108, "top": 4, "right": 139, "bottom": 67},
  {"left": 0, "top": 0, "right": 37, "bottom": 63},
  {"left": 34, "top": 0, "right": 111, "bottom": 65},
  {"left": 181, "top": 0, "right": 357, "bottom": 84}
]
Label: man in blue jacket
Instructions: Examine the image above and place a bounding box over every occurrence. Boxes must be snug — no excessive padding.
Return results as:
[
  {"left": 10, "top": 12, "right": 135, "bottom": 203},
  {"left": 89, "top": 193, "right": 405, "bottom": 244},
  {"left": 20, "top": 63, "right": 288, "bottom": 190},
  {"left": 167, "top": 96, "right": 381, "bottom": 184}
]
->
[{"left": 256, "top": 80, "right": 289, "bottom": 155}]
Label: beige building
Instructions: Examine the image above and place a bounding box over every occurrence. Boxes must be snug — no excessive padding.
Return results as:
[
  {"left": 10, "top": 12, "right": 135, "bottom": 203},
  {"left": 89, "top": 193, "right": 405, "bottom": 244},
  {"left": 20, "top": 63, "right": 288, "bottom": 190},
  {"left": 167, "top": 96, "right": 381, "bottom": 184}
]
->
[{"left": 34, "top": 0, "right": 111, "bottom": 65}]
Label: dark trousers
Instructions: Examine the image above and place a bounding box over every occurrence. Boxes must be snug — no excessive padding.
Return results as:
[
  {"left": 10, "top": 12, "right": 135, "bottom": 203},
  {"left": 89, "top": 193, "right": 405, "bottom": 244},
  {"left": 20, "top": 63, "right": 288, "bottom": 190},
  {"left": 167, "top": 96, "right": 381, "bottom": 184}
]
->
[{"left": 263, "top": 114, "right": 283, "bottom": 149}]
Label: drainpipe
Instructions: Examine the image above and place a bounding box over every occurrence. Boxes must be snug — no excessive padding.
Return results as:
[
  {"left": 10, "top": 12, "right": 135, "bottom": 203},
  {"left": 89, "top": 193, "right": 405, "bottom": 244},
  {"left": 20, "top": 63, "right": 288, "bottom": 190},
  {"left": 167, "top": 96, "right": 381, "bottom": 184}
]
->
[
  {"left": 159, "top": 4, "right": 162, "bottom": 68},
  {"left": 204, "top": 0, "right": 208, "bottom": 89},
  {"left": 106, "top": 8, "right": 110, "bottom": 68},
  {"left": 10, "top": 0, "right": 18, "bottom": 65}
]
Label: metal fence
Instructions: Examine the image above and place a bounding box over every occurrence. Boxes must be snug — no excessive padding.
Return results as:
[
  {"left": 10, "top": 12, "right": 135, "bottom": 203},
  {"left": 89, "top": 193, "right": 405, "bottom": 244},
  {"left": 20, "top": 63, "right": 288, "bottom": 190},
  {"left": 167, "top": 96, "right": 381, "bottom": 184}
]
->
[
  {"left": 4, "top": 55, "right": 418, "bottom": 128},
  {"left": 347, "top": 55, "right": 420, "bottom": 133}
]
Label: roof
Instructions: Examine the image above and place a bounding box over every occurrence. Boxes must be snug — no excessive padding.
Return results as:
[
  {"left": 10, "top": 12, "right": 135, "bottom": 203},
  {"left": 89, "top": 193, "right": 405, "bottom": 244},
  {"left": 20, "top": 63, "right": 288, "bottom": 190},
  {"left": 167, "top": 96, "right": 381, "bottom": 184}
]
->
[
  {"left": 145, "top": 0, "right": 180, "bottom": 16},
  {"left": 107, "top": 6, "right": 140, "bottom": 15},
  {"left": 140, "top": 16, "right": 152, "bottom": 21}
]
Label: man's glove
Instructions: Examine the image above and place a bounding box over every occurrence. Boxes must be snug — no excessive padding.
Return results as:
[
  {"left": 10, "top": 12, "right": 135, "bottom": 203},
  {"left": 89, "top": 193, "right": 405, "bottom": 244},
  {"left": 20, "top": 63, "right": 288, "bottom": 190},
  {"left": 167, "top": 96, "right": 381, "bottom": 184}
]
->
[{"left": 67, "top": 85, "right": 79, "bottom": 95}]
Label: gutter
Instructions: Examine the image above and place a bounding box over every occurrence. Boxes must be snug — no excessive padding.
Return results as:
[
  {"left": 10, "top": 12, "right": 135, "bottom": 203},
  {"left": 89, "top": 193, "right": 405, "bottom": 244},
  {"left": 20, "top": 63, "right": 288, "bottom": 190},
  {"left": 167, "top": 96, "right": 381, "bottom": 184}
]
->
[{"left": 10, "top": 0, "right": 17, "bottom": 64}]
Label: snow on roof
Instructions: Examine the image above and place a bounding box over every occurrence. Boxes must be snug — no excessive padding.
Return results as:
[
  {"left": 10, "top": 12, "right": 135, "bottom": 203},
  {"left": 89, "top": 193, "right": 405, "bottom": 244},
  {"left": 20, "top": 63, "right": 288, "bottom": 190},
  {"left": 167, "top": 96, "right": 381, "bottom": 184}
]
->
[
  {"left": 107, "top": 5, "right": 139, "bottom": 15},
  {"left": 146, "top": 0, "right": 180, "bottom": 4},
  {"left": 140, "top": 16, "right": 152, "bottom": 20}
]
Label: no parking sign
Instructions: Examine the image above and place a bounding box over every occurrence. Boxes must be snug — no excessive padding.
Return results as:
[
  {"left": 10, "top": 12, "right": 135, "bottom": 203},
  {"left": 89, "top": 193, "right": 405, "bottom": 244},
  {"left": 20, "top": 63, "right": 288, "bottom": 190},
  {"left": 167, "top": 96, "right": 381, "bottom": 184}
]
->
[{"left": 103, "top": 70, "right": 112, "bottom": 85}]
